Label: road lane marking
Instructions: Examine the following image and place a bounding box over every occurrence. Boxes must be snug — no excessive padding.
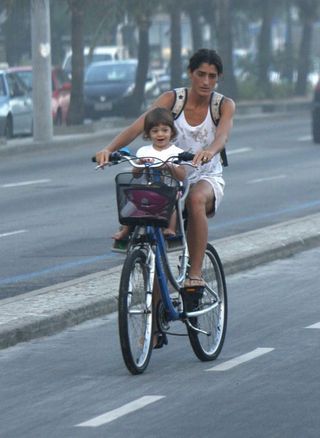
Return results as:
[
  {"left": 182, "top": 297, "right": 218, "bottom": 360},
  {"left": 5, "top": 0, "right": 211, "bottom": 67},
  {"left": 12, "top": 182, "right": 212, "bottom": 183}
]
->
[
  {"left": 206, "top": 348, "right": 274, "bottom": 371},
  {"left": 228, "top": 147, "right": 252, "bottom": 155},
  {"left": 76, "top": 395, "right": 165, "bottom": 427},
  {"left": 305, "top": 322, "right": 320, "bottom": 329},
  {"left": 1, "top": 179, "right": 51, "bottom": 188},
  {"left": 0, "top": 229, "right": 27, "bottom": 238},
  {"left": 247, "top": 175, "right": 286, "bottom": 184},
  {"left": 298, "top": 135, "right": 312, "bottom": 141}
]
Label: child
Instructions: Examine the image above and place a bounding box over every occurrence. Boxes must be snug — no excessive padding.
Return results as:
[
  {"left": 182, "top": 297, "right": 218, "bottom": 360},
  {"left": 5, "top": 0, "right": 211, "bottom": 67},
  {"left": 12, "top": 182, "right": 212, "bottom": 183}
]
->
[{"left": 113, "top": 107, "right": 186, "bottom": 242}]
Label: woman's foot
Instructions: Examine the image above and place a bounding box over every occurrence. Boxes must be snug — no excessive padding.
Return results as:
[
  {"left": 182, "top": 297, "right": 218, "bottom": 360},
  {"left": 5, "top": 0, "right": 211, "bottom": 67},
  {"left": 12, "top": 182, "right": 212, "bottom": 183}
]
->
[
  {"left": 184, "top": 275, "right": 205, "bottom": 287},
  {"left": 153, "top": 332, "right": 168, "bottom": 349}
]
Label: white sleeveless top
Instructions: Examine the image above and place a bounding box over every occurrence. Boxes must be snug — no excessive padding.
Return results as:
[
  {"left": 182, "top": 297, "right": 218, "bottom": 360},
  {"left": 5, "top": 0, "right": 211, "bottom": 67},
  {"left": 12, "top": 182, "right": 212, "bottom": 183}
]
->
[{"left": 174, "top": 108, "right": 223, "bottom": 177}]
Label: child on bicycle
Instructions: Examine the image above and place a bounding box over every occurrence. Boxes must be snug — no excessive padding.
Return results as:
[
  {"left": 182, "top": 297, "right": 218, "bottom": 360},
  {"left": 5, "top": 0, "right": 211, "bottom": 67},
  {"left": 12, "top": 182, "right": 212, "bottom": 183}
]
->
[{"left": 113, "top": 107, "right": 186, "bottom": 243}]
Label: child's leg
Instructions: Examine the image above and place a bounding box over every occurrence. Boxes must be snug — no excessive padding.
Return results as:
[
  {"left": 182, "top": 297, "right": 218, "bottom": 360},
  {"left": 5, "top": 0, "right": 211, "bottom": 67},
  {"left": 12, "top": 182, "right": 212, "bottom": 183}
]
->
[
  {"left": 163, "top": 210, "right": 176, "bottom": 237},
  {"left": 113, "top": 225, "right": 130, "bottom": 240}
]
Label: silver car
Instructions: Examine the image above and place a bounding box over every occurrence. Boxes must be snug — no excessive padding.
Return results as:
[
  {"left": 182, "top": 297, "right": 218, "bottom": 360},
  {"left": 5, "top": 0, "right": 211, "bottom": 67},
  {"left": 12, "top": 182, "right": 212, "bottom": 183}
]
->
[{"left": 0, "top": 69, "right": 33, "bottom": 138}]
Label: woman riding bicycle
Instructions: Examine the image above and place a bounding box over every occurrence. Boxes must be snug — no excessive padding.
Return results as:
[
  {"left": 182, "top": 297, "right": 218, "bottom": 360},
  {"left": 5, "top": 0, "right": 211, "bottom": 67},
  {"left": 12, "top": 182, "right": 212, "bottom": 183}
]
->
[{"left": 96, "top": 48, "right": 235, "bottom": 291}]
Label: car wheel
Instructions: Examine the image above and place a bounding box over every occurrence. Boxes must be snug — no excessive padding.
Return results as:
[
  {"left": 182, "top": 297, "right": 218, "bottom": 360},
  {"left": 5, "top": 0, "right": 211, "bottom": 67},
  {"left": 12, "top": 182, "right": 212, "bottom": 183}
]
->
[
  {"left": 5, "top": 115, "right": 13, "bottom": 139},
  {"left": 312, "top": 108, "right": 320, "bottom": 143}
]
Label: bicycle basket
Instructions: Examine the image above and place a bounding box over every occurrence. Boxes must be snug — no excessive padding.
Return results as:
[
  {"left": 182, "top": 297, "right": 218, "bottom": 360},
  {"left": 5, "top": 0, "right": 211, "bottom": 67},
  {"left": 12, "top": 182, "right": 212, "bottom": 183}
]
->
[{"left": 115, "top": 171, "right": 180, "bottom": 227}]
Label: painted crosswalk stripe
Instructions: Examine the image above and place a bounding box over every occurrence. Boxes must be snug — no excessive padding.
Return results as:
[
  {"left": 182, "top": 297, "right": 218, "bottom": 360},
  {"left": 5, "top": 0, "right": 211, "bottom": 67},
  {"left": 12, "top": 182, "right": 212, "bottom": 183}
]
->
[
  {"left": 0, "top": 230, "right": 27, "bottom": 238},
  {"left": 76, "top": 395, "right": 165, "bottom": 427},
  {"left": 206, "top": 348, "right": 274, "bottom": 371},
  {"left": 305, "top": 322, "right": 320, "bottom": 329},
  {"left": 1, "top": 179, "right": 51, "bottom": 188}
]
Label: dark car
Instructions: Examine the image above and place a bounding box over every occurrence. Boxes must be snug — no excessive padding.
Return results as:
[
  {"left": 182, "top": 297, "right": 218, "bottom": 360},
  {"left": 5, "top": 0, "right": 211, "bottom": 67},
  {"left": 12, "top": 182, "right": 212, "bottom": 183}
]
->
[
  {"left": 10, "top": 66, "right": 71, "bottom": 125},
  {"left": 0, "top": 68, "right": 33, "bottom": 138},
  {"left": 84, "top": 59, "right": 159, "bottom": 119},
  {"left": 312, "top": 78, "right": 320, "bottom": 143}
]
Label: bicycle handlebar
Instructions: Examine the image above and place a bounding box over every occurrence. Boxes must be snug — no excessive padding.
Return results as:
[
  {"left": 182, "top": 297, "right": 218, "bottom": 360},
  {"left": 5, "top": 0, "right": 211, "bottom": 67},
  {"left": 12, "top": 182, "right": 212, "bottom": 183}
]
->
[{"left": 92, "top": 151, "right": 195, "bottom": 169}]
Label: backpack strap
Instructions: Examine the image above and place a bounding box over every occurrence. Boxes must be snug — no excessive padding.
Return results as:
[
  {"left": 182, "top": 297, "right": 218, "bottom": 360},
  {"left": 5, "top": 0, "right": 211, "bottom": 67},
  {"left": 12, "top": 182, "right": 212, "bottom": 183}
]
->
[
  {"left": 172, "top": 88, "right": 228, "bottom": 166},
  {"left": 210, "top": 91, "right": 228, "bottom": 167},
  {"left": 171, "top": 87, "right": 187, "bottom": 120}
]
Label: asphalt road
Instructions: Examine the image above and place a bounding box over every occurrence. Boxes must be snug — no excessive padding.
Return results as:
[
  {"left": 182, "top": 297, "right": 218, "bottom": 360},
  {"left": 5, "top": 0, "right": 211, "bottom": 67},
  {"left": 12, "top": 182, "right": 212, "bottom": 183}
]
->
[
  {"left": 1, "top": 246, "right": 320, "bottom": 438},
  {"left": 0, "top": 111, "right": 319, "bottom": 298}
]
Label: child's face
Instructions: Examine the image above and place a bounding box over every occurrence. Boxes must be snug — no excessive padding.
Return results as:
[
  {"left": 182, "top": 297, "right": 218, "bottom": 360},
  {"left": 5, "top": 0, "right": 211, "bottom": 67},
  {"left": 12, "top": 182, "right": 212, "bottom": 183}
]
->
[{"left": 149, "top": 124, "right": 172, "bottom": 150}]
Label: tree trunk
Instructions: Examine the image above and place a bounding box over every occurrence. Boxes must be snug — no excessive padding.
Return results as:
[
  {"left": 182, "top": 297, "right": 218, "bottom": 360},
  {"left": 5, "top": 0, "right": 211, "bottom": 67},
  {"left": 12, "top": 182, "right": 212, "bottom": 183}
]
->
[
  {"left": 170, "top": 4, "right": 182, "bottom": 88},
  {"left": 128, "top": 16, "right": 150, "bottom": 116},
  {"left": 216, "top": 0, "right": 237, "bottom": 99},
  {"left": 257, "top": 0, "right": 273, "bottom": 98},
  {"left": 294, "top": 2, "right": 314, "bottom": 96},
  {"left": 283, "top": 0, "right": 294, "bottom": 84},
  {"left": 66, "top": 0, "right": 85, "bottom": 125},
  {"left": 187, "top": 7, "right": 203, "bottom": 51}
]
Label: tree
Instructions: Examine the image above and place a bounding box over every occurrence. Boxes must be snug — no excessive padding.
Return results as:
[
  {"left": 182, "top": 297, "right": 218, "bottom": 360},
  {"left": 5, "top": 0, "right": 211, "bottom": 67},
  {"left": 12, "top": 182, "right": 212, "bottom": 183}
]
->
[
  {"left": 294, "top": 0, "right": 319, "bottom": 96},
  {"left": 66, "top": 0, "right": 85, "bottom": 125},
  {"left": 216, "top": 0, "right": 238, "bottom": 99},
  {"left": 257, "top": 0, "right": 274, "bottom": 98}
]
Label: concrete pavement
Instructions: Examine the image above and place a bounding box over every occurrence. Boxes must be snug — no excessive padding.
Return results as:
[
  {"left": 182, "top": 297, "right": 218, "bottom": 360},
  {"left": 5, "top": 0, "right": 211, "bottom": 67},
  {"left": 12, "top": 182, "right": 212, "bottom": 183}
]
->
[
  {"left": 0, "top": 97, "right": 317, "bottom": 350},
  {"left": 1, "top": 212, "right": 320, "bottom": 350}
]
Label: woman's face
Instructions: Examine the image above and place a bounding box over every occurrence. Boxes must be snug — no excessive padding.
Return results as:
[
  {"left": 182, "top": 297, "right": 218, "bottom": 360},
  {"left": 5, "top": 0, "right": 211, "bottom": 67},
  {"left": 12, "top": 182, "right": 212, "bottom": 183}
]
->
[{"left": 189, "top": 62, "right": 219, "bottom": 96}]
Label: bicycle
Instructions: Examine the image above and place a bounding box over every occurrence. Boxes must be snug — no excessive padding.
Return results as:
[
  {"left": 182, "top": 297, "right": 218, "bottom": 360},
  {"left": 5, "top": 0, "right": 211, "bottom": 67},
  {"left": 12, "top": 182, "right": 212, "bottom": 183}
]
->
[{"left": 94, "top": 150, "right": 228, "bottom": 374}]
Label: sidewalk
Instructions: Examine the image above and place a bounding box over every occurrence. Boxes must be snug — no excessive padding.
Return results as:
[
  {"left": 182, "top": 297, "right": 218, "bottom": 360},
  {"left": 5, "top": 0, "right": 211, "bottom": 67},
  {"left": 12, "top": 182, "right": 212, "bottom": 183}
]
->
[{"left": 1, "top": 212, "right": 320, "bottom": 350}]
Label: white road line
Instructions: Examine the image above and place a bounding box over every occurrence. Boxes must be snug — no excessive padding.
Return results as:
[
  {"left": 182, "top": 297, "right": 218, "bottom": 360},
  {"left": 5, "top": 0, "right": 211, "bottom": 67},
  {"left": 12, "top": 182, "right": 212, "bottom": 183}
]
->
[
  {"left": 298, "top": 135, "right": 312, "bottom": 142},
  {"left": 305, "top": 322, "right": 320, "bottom": 329},
  {"left": 0, "top": 230, "right": 27, "bottom": 238},
  {"left": 76, "top": 395, "right": 165, "bottom": 428},
  {"left": 247, "top": 174, "right": 286, "bottom": 184},
  {"left": 1, "top": 179, "right": 51, "bottom": 188},
  {"left": 228, "top": 147, "right": 252, "bottom": 155},
  {"left": 206, "top": 348, "right": 274, "bottom": 372}
]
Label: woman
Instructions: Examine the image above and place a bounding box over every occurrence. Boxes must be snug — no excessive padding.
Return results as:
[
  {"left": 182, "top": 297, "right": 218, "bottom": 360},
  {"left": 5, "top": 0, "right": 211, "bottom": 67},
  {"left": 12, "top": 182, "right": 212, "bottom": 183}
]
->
[{"left": 96, "top": 48, "right": 235, "bottom": 290}]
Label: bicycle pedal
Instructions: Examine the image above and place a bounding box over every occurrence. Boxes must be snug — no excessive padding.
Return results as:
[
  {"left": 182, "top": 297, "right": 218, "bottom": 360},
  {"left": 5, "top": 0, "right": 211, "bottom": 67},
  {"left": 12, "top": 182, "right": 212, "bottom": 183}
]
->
[{"left": 165, "top": 234, "right": 184, "bottom": 252}]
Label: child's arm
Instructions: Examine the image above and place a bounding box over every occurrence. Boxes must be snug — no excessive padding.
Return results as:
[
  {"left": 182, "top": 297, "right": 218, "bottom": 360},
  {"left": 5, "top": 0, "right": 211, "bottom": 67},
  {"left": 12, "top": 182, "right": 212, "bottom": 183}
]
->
[{"left": 164, "top": 163, "right": 186, "bottom": 181}]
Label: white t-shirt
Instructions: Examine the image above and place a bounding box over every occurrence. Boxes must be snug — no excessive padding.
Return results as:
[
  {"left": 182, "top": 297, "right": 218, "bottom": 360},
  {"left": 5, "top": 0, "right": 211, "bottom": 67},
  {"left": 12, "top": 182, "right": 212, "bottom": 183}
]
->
[{"left": 136, "top": 144, "right": 184, "bottom": 163}]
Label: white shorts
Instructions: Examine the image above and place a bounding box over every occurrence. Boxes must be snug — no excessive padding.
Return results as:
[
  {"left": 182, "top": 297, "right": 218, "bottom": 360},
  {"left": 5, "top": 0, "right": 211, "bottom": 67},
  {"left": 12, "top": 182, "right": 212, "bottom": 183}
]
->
[{"left": 189, "top": 173, "right": 225, "bottom": 217}]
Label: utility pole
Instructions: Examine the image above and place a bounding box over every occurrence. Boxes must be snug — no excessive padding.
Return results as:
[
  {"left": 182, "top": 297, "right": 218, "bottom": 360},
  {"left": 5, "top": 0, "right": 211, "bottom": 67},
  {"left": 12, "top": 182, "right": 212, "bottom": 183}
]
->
[{"left": 30, "top": 0, "right": 53, "bottom": 142}]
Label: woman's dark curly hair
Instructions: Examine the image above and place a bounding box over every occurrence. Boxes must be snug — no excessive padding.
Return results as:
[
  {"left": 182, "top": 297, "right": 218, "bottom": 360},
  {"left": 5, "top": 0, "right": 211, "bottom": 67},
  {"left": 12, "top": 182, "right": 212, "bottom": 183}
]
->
[{"left": 188, "top": 48, "right": 223, "bottom": 75}]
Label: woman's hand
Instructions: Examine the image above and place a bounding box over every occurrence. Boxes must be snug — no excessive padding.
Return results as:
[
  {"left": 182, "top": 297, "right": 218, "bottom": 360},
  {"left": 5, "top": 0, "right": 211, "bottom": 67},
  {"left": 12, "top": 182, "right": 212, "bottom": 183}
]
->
[
  {"left": 95, "top": 148, "right": 112, "bottom": 168},
  {"left": 192, "top": 149, "right": 214, "bottom": 166}
]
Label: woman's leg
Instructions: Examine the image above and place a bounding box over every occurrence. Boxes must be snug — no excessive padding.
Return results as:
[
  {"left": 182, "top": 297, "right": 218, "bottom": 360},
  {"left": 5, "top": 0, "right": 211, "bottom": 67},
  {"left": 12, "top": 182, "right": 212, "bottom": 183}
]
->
[{"left": 185, "top": 180, "right": 214, "bottom": 281}]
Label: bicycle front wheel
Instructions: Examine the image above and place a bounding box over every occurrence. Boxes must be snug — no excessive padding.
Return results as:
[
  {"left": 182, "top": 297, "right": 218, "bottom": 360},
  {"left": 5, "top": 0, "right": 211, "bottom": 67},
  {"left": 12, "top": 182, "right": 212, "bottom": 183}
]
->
[
  {"left": 118, "top": 248, "right": 153, "bottom": 374},
  {"left": 187, "top": 243, "right": 227, "bottom": 361}
]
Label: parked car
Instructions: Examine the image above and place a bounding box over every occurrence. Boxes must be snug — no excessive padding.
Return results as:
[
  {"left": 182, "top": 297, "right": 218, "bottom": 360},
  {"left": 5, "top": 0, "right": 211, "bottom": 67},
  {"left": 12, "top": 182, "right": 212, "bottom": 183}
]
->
[
  {"left": 10, "top": 66, "right": 71, "bottom": 125},
  {"left": 0, "top": 68, "right": 33, "bottom": 138},
  {"left": 312, "top": 78, "right": 320, "bottom": 143},
  {"left": 84, "top": 59, "right": 160, "bottom": 119},
  {"left": 62, "top": 45, "right": 129, "bottom": 79}
]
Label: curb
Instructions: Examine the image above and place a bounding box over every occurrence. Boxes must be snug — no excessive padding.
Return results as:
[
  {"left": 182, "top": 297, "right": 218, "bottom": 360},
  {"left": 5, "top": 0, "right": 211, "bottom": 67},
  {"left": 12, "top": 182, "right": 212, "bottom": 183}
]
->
[{"left": 1, "top": 212, "right": 320, "bottom": 350}]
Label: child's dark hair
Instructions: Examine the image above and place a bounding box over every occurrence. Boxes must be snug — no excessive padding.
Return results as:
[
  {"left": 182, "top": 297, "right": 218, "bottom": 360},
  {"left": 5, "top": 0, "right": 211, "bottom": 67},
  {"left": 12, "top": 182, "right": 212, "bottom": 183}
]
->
[
  {"left": 143, "top": 107, "right": 177, "bottom": 140},
  {"left": 188, "top": 48, "right": 223, "bottom": 75}
]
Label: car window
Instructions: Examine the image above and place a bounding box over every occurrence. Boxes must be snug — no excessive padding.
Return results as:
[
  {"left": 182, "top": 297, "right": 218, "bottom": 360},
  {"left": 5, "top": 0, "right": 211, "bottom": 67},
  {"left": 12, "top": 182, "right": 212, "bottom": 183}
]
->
[
  {"left": 7, "top": 73, "right": 27, "bottom": 97},
  {"left": 15, "top": 71, "right": 32, "bottom": 90},
  {"left": 0, "top": 74, "right": 6, "bottom": 96},
  {"left": 85, "top": 63, "right": 136, "bottom": 83}
]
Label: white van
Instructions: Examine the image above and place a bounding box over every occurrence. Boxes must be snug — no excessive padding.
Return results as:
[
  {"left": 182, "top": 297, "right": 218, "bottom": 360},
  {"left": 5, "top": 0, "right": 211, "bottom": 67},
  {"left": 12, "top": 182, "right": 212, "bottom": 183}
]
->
[{"left": 62, "top": 46, "right": 128, "bottom": 78}]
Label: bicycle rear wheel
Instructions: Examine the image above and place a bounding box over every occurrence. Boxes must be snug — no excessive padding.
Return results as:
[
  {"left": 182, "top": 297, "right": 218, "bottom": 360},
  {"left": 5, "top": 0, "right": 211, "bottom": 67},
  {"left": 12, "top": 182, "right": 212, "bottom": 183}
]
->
[
  {"left": 118, "top": 248, "right": 153, "bottom": 374},
  {"left": 187, "top": 243, "right": 227, "bottom": 361}
]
